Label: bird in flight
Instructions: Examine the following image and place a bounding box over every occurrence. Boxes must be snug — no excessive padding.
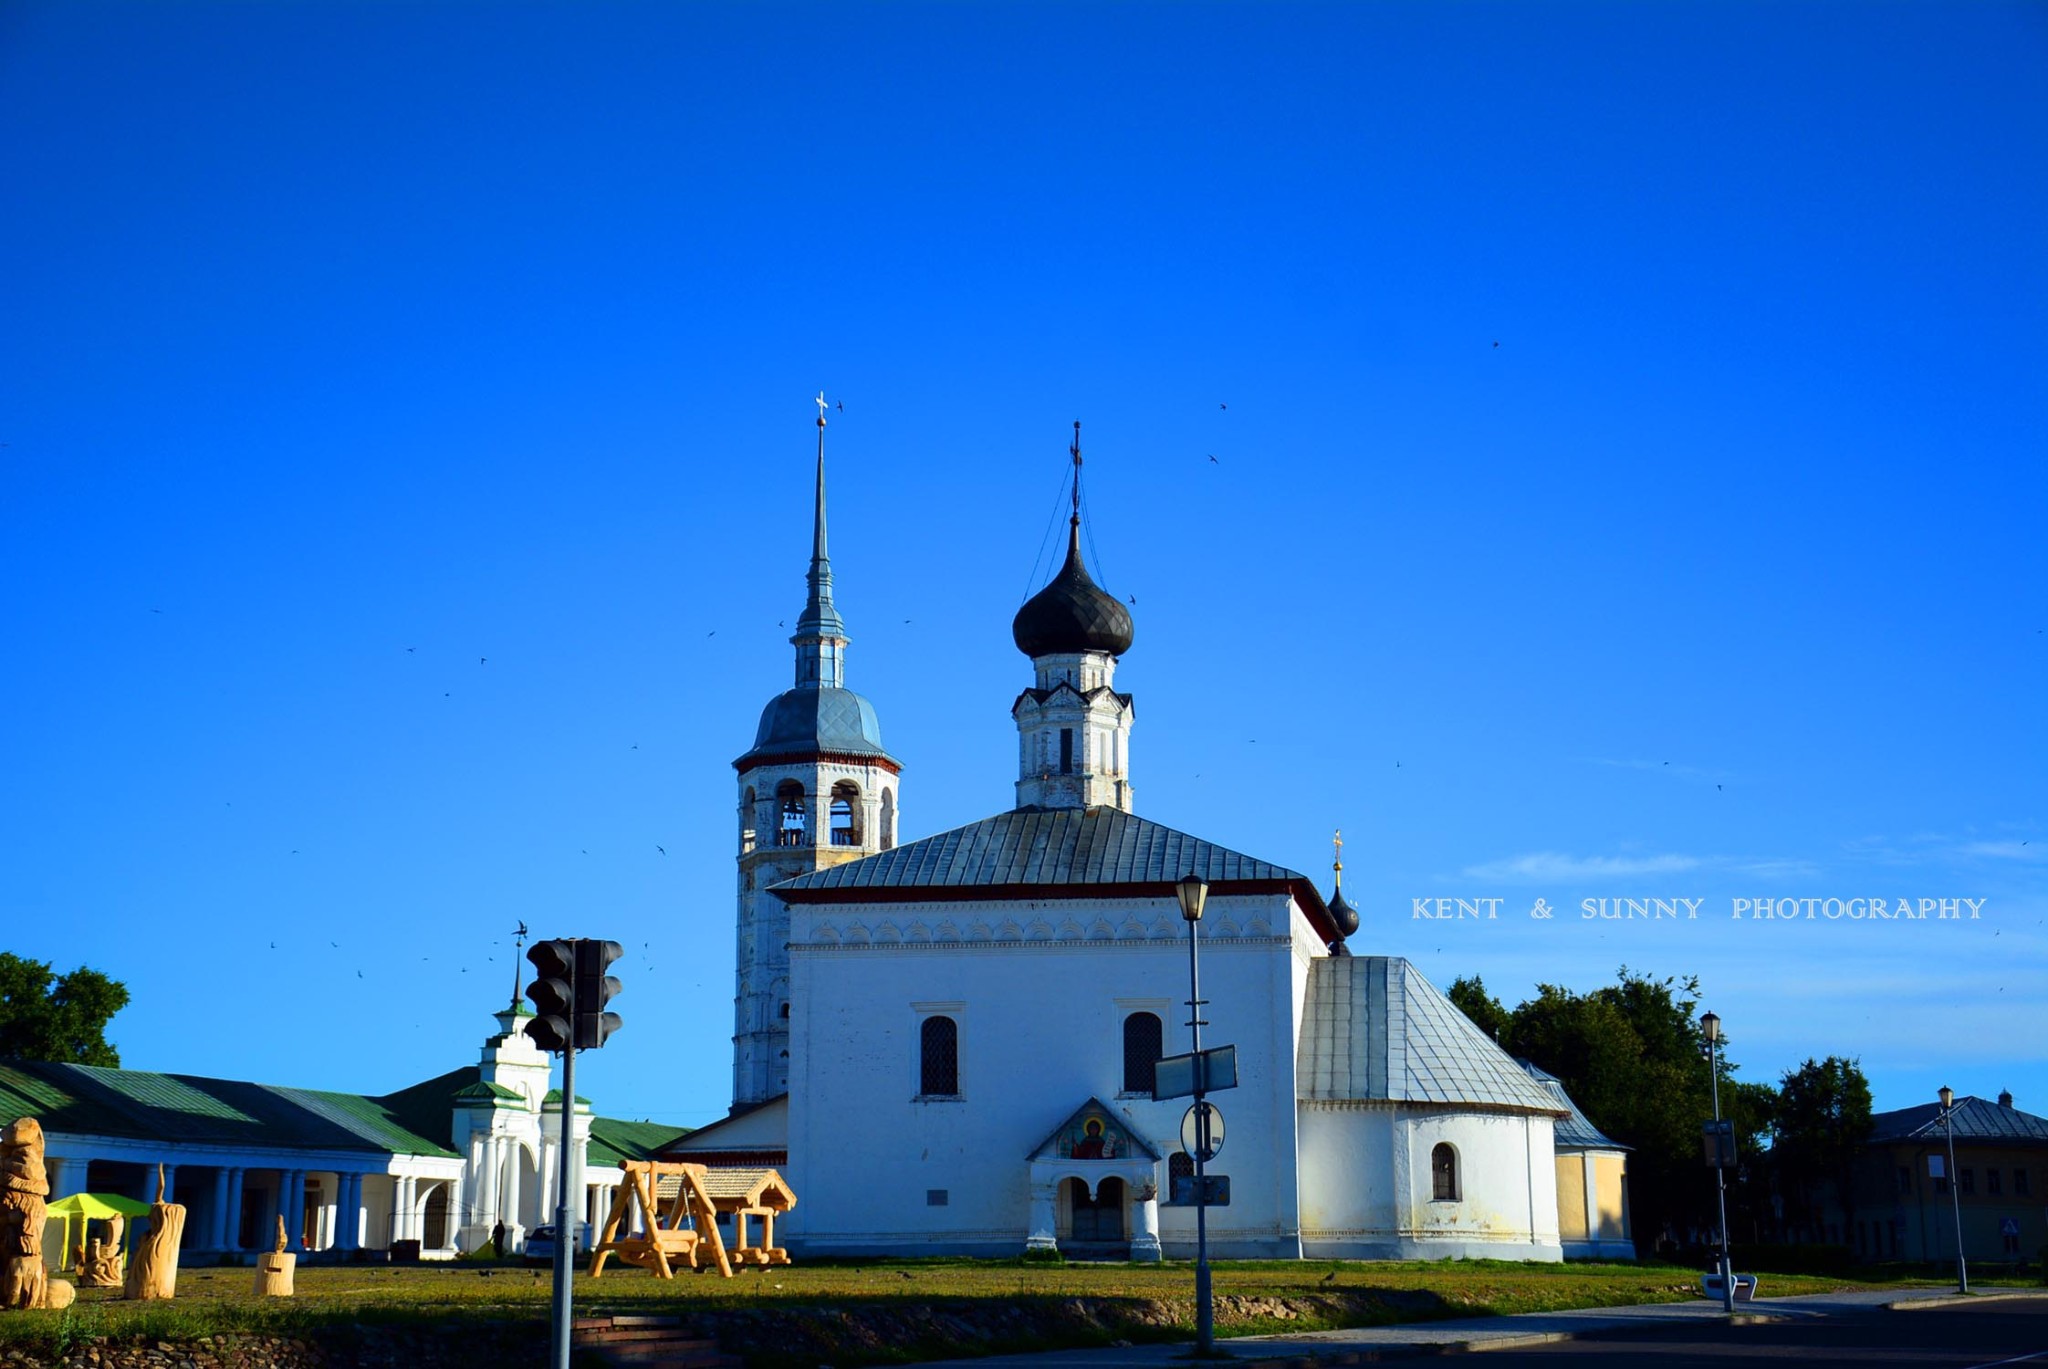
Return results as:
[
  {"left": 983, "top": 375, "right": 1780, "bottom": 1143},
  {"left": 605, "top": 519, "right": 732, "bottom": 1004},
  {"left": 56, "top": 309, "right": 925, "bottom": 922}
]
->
[
  {"left": 1208, "top": 455, "right": 1218, "bottom": 463},
  {"left": 836, "top": 401, "right": 845, "bottom": 413},
  {"left": 656, "top": 844, "right": 667, "bottom": 855},
  {"left": 405, "top": 647, "right": 415, "bottom": 653},
  {"left": 480, "top": 657, "right": 487, "bottom": 665},
  {"left": 1218, "top": 403, "right": 1227, "bottom": 410},
  {"left": 149, "top": 608, "right": 163, "bottom": 614},
  {"left": 1493, "top": 341, "right": 1500, "bottom": 348},
  {"left": 1127, "top": 594, "right": 1137, "bottom": 605},
  {"left": 708, "top": 631, "right": 716, "bottom": 637}
]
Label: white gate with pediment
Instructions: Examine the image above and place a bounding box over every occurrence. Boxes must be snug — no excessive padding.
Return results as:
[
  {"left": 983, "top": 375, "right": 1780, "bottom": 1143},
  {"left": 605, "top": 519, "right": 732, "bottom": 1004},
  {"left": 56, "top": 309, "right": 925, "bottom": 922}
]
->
[{"left": 1024, "top": 1098, "right": 1161, "bottom": 1261}]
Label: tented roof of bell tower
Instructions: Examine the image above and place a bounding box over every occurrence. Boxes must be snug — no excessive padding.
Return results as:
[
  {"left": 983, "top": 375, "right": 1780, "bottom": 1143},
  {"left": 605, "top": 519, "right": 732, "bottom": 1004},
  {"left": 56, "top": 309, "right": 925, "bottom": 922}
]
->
[{"left": 736, "top": 685, "right": 895, "bottom": 769}]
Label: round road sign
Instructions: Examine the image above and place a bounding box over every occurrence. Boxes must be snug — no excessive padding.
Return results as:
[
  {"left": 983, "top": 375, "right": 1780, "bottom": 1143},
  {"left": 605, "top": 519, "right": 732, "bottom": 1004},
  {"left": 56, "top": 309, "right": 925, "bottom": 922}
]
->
[{"left": 1181, "top": 1101, "right": 1225, "bottom": 1162}]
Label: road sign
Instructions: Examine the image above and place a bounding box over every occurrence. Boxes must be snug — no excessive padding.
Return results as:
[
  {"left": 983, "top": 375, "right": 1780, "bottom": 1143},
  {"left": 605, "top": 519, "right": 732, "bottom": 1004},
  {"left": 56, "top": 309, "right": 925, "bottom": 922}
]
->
[
  {"left": 1181, "top": 1102, "right": 1225, "bottom": 1162},
  {"left": 1170, "top": 1175, "right": 1231, "bottom": 1207},
  {"left": 2002, "top": 1217, "right": 2022, "bottom": 1237},
  {"left": 1701, "top": 1119, "right": 1737, "bottom": 1169},
  {"left": 1153, "top": 1045, "right": 1239, "bottom": 1100}
]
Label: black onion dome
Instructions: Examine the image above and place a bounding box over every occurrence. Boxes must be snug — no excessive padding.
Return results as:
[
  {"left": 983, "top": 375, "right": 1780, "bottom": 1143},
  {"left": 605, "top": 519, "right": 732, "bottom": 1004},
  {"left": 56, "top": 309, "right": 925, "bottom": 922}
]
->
[
  {"left": 1012, "top": 520, "right": 1135, "bottom": 658},
  {"left": 1328, "top": 888, "right": 1361, "bottom": 939}
]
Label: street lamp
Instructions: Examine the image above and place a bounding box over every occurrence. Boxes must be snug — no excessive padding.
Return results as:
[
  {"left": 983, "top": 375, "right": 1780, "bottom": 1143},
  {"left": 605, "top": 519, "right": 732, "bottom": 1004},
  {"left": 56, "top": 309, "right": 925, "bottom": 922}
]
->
[
  {"left": 1175, "top": 873, "right": 1214, "bottom": 1356},
  {"left": 1938, "top": 1085, "right": 1967, "bottom": 1294},
  {"left": 1701, "top": 1010, "right": 1734, "bottom": 1313}
]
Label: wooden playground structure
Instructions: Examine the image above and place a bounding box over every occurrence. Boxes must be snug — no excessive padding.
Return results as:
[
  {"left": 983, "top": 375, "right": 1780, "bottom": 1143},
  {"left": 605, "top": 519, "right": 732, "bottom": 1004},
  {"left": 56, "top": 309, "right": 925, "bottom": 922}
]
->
[{"left": 588, "top": 1160, "right": 795, "bottom": 1280}]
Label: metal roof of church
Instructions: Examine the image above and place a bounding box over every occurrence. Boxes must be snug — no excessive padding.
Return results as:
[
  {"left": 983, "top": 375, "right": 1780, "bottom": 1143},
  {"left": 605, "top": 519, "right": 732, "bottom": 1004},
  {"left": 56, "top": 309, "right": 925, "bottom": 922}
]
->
[
  {"left": 770, "top": 805, "right": 1330, "bottom": 919},
  {"left": 1518, "top": 1060, "right": 1628, "bottom": 1150},
  {"left": 1296, "top": 958, "right": 1565, "bottom": 1114},
  {"left": 1868, "top": 1095, "right": 2048, "bottom": 1145}
]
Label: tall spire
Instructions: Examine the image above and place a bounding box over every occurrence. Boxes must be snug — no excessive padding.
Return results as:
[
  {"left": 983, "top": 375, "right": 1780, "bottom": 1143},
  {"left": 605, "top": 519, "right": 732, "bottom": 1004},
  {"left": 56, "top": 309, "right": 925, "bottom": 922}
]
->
[{"left": 791, "top": 393, "right": 848, "bottom": 687}]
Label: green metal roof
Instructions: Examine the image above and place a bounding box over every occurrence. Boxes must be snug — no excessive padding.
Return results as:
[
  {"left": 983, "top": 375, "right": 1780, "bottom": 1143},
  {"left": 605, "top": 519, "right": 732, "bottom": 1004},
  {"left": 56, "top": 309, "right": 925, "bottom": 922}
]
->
[
  {"left": 0, "top": 1058, "right": 461, "bottom": 1159},
  {"left": 586, "top": 1116, "right": 691, "bottom": 1169},
  {"left": 453, "top": 1081, "right": 523, "bottom": 1103}
]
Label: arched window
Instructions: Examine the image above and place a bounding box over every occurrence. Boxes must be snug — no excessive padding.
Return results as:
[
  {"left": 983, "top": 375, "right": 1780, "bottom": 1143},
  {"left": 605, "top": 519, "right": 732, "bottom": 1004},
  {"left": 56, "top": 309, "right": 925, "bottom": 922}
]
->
[
  {"left": 1166, "top": 1152, "right": 1194, "bottom": 1204},
  {"left": 880, "top": 788, "right": 896, "bottom": 849},
  {"left": 775, "top": 782, "right": 807, "bottom": 847},
  {"left": 739, "top": 787, "right": 756, "bottom": 855},
  {"left": 1431, "top": 1143, "right": 1459, "bottom": 1201},
  {"left": 920, "top": 1015, "right": 959, "bottom": 1096},
  {"left": 1122, "top": 1012, "right": 1163, "bottom": 1094},
  {"left": 830, "top": 780, "right": 862, "bottom": 847}
]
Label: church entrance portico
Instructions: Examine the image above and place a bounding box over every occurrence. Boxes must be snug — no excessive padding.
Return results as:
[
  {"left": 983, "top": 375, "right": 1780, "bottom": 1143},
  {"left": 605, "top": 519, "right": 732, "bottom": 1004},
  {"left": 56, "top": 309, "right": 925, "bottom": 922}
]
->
[{"left": 1025, "top": 1101, "right": 1162, "bottom": 1262}]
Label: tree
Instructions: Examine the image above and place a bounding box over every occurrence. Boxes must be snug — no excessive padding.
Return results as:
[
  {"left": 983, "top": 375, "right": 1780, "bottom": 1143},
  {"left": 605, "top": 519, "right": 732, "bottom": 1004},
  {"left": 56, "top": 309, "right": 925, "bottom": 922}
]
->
[
  {"left": 1771, "top": 1056, "right": 1873, "bottom": 1242},
  {"left": 1480, "top": 965, "right": 1778, "bottom": 1257},
  {"left": 1446, "top": 975, "right": 1512, "bottom": 1045},
  {"left": 0, "top": 953, "right": 129, "bottom": 1066}
]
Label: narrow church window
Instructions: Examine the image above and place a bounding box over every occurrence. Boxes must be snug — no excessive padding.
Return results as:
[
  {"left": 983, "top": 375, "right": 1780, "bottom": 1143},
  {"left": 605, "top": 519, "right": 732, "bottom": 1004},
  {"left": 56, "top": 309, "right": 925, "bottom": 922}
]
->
[
  {"left": 740, "top": 787, "right": 757, "bottom": 855},
  {"left": 1122, "top": 1012, "right": 1163, "bottom": 1094},
  {"left": 1431, "top": 1143, "right": 1459, "bottom": 1201},
  {"left": 780, "top": 1002, "right": 790, "bottom": 1020},
  {"left": 920, "top": 1015, "right": 959, "bottom": 1096},
  {"left": 776, "top": 782, "right": 808, "bottom": 847},
  {"left": 830, "top": 780, "right": 862, "bottom": 847},
  {"left": 1060, "top": 728, "right": 1074, "bottom": 773},
  {"left": 880, "top": 788, "right": 896, "bottom": 849}
]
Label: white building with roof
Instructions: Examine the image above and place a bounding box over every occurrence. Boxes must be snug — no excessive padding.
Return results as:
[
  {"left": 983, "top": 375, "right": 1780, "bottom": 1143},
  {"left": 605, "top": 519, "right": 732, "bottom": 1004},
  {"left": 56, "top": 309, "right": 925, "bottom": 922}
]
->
[{"left": 701, "top": 418, "right": 1607, "bottom": 1261}]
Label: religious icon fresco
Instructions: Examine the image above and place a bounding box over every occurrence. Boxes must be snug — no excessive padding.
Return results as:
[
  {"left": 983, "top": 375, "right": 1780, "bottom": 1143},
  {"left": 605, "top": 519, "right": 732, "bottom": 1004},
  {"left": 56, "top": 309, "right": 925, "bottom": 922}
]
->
[{"left": 1060, "top": 1114, "right": 1126, "bottom": 1160}]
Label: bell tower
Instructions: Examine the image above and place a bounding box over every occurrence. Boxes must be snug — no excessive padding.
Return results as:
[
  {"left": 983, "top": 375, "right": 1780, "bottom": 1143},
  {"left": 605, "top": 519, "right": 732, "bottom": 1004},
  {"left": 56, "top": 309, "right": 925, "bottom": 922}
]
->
[
  {"left": 1011, "top": 424, "right": 1136, "bottom": 812},
  {"left": 730, "top": 397, "right": 900, "bottom": 1109}
]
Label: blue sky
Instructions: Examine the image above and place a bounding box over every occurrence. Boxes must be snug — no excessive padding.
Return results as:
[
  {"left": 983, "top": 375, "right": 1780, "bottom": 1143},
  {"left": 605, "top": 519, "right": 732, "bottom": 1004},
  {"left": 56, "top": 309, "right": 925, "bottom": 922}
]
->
[{"left": 3, "top": 1, "right": 2042, "bottom": 1130}]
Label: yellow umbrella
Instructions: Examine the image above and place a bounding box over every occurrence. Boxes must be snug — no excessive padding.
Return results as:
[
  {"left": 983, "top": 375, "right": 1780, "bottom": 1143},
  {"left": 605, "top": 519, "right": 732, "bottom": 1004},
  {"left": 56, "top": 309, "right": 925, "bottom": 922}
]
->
[{"left": 44, "top": 1193, "right": 154, "bottom": 1272}]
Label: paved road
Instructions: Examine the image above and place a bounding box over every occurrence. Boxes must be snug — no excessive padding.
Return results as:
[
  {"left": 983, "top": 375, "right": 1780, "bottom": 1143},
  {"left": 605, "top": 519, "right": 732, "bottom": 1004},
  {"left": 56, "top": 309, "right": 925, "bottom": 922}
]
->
[
  {"left": 913, "top": 1291, "right": 2048, "bottom": 1369},
  {"left": 1469, "top": 1298, "right": 2047, "bottom": 1365}
]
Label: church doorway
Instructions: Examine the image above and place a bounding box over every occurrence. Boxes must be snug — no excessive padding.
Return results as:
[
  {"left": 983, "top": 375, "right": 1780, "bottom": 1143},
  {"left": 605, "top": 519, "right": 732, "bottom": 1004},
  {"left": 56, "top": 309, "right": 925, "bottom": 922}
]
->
[{"left": 1064, "top": 1177, "right": 1127, "bottom": 1252}]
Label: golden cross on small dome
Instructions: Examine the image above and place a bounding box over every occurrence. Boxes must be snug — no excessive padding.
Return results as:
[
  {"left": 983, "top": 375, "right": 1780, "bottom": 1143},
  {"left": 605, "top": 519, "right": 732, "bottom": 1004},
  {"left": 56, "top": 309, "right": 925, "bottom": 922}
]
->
[{"left": 1332, "top": 829, "right": 1344, "bottom": 886}]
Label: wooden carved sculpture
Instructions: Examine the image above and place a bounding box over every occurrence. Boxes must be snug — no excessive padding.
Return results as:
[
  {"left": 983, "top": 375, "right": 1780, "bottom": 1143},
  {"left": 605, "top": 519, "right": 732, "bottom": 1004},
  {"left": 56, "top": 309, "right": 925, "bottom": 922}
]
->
[
  {"left": 0, "top": 1117, "right": 74, "bottom": 1310},
  {"left": 79, "top": 1214, "right": 125, "bottom": 1287},
  {"left": 253, "top": 1213, "right": 296, "bottom": 1296},
  {"left": 123, "top": 1164, "right": 186, "bottom": 1301}
]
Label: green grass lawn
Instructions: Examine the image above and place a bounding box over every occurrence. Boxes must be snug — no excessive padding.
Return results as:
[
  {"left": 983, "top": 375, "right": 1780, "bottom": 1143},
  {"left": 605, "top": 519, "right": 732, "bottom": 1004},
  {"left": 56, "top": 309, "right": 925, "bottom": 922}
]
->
[{"left": 1, "top": 1256, "right": 2016, "bottom": 1362}]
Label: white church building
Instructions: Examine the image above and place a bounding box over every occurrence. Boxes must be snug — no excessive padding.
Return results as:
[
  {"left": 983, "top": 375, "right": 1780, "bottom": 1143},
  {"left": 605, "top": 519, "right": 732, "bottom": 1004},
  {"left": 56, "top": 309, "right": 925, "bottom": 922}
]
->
[{"left": 671, "top": 414, "right": 1608, "bottom": 1263}]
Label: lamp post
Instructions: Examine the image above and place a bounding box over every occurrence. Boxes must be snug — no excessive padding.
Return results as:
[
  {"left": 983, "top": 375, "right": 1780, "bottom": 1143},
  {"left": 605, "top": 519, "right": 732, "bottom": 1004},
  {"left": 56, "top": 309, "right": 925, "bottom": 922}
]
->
[
  {"left": 1175, "top": 872, "right": 1214, "bottom": 1356},
  {"left": 1701, "top": 1011, "right": 1734, "bottom": 1313},
  {"left": 1938, "top": 1086, "right": 1967, "bottom": 1294}
]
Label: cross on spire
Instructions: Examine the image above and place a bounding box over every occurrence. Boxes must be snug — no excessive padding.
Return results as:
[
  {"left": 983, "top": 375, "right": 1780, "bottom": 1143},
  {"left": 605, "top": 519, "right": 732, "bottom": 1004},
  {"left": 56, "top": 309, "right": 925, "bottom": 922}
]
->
[
  {"left": 1333, "top": 829, "right": 1344, "bottom": 889},
  {"left": 1070, "top": 420, "right": 1083, "bottom": 523}
]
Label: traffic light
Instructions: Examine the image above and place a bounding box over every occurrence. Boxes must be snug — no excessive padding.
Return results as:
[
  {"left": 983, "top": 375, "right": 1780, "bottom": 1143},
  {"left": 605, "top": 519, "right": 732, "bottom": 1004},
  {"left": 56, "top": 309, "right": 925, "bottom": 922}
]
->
[
  {"left": 525, "top": 939, "right": 577, "bottom": 1053},
  {"left": 574, "top": 939, "right": 624, "bottom": 1049}
]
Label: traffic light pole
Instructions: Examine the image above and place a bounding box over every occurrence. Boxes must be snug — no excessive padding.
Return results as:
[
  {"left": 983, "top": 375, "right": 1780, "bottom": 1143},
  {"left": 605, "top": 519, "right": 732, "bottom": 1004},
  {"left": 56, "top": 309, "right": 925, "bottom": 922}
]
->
[{"left": 550, "top": 970, "right": 576, "bottom": 1369}]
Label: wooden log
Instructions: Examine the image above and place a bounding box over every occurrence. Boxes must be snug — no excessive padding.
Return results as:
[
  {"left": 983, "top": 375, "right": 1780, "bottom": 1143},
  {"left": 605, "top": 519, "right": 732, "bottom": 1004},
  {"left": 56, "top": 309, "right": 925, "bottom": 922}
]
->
[
  {"left": 253, "top": 1251, "right": 296, "bottom": 1296},
  {"left": 123, "top": 1165, "right": 187, "bottom": 1301}
]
